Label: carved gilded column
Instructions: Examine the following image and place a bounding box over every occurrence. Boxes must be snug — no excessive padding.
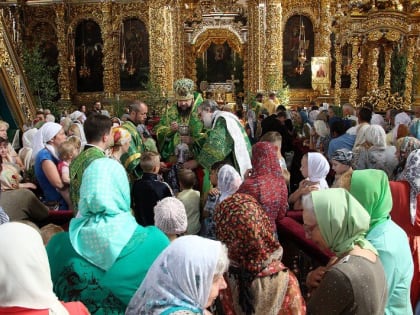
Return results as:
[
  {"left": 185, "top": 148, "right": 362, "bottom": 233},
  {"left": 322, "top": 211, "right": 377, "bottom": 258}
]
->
[
  {"left": 334, "top": 42, "right": 342, "bottom": 105},
  {"left": 383, "top": 44, "right": 392, "bottom": 91},
  {"left": 366, "top": 45, "right": 379, "bottom": 93},
  {"left": 256, "top": 2, "right": 265, "bottom": 91},
  {"left": 264, "top": 0, "right": 282, "bottom": 92},
  {"left": 164, "top": 6, "right": 174, "bottom": 91},
  {"left": 403, "top": 36, "right": 416, "bottom": 110},
  {"left": 149, "top": 1, "right": 172, "bottom": 91},
  {"left": 172, "top": 4, "right": 184, "bottom": 81},
  {"left": 319, "top": 0, "right": 332, "bottom": 59},
  {"left": 101, "top": 1, "right": 115, "bottom": 98},
  {"left": 247, "top": 2, "right": 257, "bottom": 92},
  {"left": 54, "top": 3, "right": 70, "bottom": 101},
  {"left": 349, "top": 37, "right": 361, "bottom": 107}
]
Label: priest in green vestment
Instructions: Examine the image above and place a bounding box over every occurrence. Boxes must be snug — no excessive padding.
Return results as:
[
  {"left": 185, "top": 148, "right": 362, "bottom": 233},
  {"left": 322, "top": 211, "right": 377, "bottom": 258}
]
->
[
  {"left": 183, "top": 99, "right": 252, "bottom": 180},
  {"left": 154, "top": 78, "right": 204, "bottom": 163},
  {"left": 69, "top": 114, "right": 112, "bottom": 212},
  {"left": 120, "top": 100, "right": 148, "bottom": 180}
]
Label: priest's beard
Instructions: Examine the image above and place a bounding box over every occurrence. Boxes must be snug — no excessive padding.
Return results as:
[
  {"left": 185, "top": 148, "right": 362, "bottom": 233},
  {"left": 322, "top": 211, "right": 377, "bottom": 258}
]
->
[{"left": 178, "top": 106, "right": 192, "bottom": 118}]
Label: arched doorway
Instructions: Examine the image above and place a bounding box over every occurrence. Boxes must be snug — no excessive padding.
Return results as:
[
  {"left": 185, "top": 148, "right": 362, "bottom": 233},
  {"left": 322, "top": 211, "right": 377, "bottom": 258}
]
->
[{"left": 192, "top": 28, "right": 244, "bottom": 96}]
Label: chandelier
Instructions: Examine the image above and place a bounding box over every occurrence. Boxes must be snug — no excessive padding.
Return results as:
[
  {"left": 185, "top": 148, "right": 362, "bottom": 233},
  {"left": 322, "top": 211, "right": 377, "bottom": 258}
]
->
[
  {"left": 120, "top": 20, "right": 136, "bottom": 76},
  {"left": 79, "top": 43, "right": 90, "bottom": 78},
  {"left": 119, "top": 22, "right": 127, "bottom": 70},
  {"left": 294, "top": 15, "right": 308, "bottom": 75}
]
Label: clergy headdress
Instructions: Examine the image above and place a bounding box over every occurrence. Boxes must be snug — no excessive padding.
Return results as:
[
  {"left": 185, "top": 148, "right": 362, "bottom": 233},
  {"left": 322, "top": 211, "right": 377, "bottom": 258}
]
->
[{"left": 174, "top": 78, "right": 194, "bottom": 101}]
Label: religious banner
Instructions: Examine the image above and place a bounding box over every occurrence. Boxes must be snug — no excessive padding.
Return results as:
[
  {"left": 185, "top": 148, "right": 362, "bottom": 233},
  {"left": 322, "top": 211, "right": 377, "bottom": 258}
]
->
[{"left": 311, "top": 57, "right": 330, "bottom": 94}]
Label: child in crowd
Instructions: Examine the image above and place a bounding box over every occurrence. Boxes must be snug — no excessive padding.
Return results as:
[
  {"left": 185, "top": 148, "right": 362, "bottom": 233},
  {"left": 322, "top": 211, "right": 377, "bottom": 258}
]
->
[
  {"left": 154, "top": 197, "right": 187, "bottom": 242},
  {"left": 201, "top": 161, "right": 224, "bottom": 239},
  {"left": 259, "top": 131, "right": 291, "bottom": 185},
  {"left": 40, "top": 223, "right": 64, "bottom": 245},
  {"left": 288, "top": 152, "right": 330, "bottom": 209},
  {"left": 57, "top": 140, "right": 79, "bottom": 210},
  {"left": 177, "top": 168, "right": 201, "bottom": 235},
  {"left": 132, "top": 151, "right": 173, "bottom": 226},
  {"left": 67, "top": 135, "right": 82, "bottom": 154},
  {"left": 330, "top": 149, "right": 353, "bottom": 188}
]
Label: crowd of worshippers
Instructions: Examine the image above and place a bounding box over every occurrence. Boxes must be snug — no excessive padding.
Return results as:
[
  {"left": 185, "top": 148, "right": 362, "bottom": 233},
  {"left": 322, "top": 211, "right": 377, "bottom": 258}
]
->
[{"left": 0, "top": 78, "right": 420, "bottom": 314}]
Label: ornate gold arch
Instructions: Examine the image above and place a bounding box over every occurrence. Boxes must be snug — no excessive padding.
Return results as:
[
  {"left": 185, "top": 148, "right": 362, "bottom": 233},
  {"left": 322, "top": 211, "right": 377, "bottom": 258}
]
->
[{"left": 193, "top": 28, "right": 243, "bottom": 57}]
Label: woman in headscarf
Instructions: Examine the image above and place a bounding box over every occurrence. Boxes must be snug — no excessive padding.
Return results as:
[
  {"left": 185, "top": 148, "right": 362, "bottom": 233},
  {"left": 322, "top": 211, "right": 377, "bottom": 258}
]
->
[
  {"left": 303, "top": 189, "right": 387, "bottom": 314},
  {"left": 0, "top": 222, "right": 89, "bottom": 314},
  {"left": 288, "top": 152, "right": 330, "bottom": 209},
  {"left": 68, "top": 123, "right": 87, "bottom": 149},
  {"left": 126, "top": 235, "right": 229, "bottom": 315},
  {"left": 237, "top": 142, "right": 288, "bottom": 232},
  {"left": 330, "top": 149, "right": 353, "bottom": 188},
  {"left": 18, "top": 127, "right": 38, "bottom": 171},
  {"left": 32, "top": 122, "right": 68, "bottom": 209},
  {"left": 392, "top": 136, "right": 420, "bottom": 180},
  {"left": 109, "top": 126, "right": 131, "bottom": 163},
  {"left": 390, "top": 149, "right": 420, "bottom": 310},
  {"left": 311, "top": 120, "right": 330, "bottom": 155},
  {"left": 348, "top": 169, "right": 413, "bottom": 314},
  {"left": 352, "top": 124, "right": 398, "bottom": 178},
  {"left": 215, "top": 193, "right": 306, "bottom": 315},
  {"left": 217, "top": 164, "right": 242, "bottom": 203},
  {"left": 47, "top": 158, "right": 169, "bottom": 314}
]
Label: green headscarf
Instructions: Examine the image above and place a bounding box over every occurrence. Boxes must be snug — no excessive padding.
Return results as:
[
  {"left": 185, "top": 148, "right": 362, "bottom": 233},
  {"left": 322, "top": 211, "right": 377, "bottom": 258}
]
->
[
  {"left": 312, "top": 188, "right": 377, "bottom": 256},
  {"left": 69, "top": 157, "right": 138, "bottom": 271},
  {"left": 350, "top": 169, "right": 392, "bottom": 232}
]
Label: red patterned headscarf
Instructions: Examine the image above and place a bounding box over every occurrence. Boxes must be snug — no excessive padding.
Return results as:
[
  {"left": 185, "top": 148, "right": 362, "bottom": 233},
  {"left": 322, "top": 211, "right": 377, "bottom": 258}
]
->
[
  {"left": 237, "top": 142, "right": 288, "bottom": 230},
  {"left": 215, "top": 193, "right": 280, "bottom": 274}
]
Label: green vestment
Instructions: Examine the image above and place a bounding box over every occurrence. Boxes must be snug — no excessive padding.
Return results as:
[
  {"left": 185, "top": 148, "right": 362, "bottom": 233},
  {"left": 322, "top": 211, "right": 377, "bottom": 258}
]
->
[
  {"left": 155, "top": 92, "right": 204, "bottom": 162},
  {"left": 69, "top": 147, "right": 105, "bottom": 212},
  {"left": 197, "top": 116, "right": 251, "bottom": 173},
  {"left": 120, "top": 120, "right": 145, "bottom": 180}
]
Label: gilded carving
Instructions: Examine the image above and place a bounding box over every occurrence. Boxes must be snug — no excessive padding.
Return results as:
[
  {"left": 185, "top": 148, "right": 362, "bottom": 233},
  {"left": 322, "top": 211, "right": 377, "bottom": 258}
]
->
[
  {"left": 334, "top": 43, "right": 342, "bottom": 105},
  {"left": 349, "top": 36, "right": 361, "bottom": 107},
  {"left": 403, "top": 36, "right": 416, "bottom": 110},
  {"left": 54, "top": 3, "right": 70, "bottom": 101},
  {"left": 264, "top": 1, "right": 282, "bottom": 92},
  {"left": 366, "top": 46, "right": 379, "bottom": 93},
  {"left": 383, "top": 44, "right": 392, "bottom": 91}
]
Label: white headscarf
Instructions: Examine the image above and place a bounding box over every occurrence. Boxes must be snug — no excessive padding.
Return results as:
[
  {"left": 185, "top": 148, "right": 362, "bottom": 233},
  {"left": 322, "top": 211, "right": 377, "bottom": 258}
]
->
[
  {"left": 393, "top": 112, "right": 412, "bottom": 144},
  {"left": 402, "top": 149, "right": 420, "bottom": 225},
  {"left": 365, "top": 124, "right": 386, "bottom": 148},
  {"left": 22, "top": 128, "right": 38, "bottom": 148},
  {"left": 31, "top": 122, "right": 62, "bottom": 160},
  {"left": 70, "top": 122, "right": 87, "bottom": 148},
  {"left": 69, "top": 110, "right": 83, "bottom": 122},
  {"left": 126, "top": 235, "right": 223, "bottom": 315},
  {"left": 0, "top": 222, "right": 69, "bottom": 314},
  {"left": 314, "top": 120, "right": 330, "bottom": 138},
  {"left": 370, "top": 113, "right": 385, "bottom": 128},
  {"left": 308, "top": 152, "right": 330, "bottom": 189},
  {"left": 212, "top": 110, "right": 252, "bottom": 179},
  {"left": 218, "top": 164, "right": 243, "bottom": 202}
]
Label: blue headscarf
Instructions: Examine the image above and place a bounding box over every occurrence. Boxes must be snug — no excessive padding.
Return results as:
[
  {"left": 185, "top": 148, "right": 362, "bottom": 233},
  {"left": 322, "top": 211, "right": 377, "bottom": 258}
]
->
[
  {"left": 410, "top": 120, "right": 420, "bottom": 140},
  {"left": 69, "top": 158, "right": 138, "bottom": 271}
]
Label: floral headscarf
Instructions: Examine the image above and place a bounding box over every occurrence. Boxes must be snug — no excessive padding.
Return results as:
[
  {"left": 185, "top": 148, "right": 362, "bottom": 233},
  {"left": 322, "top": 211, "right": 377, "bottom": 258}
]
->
[
  {"left": 402, "top": 149, "right": 420, "bottom": 225},
  {"left": 215, "top": 193, "right": 280, "bottom": 274},
  {"left": 331, "top": 149, "right": 353, "bottom": 166},
  {"left": 312, "top": 188, "right": 377, "bottom": 256},
  {"left": 215, "top": 193, "right": 283, "bottom": 315},
  {"left": 238, "top": 142, "right": 288, "bottom": 229},
  {"left": 110, "top": 126, "right": 131, "bottom": 148}
]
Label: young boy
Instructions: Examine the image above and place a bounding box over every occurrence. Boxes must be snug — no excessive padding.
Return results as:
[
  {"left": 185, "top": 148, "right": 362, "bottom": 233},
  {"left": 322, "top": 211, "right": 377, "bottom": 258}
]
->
[
  {"left": 132, "top": 151, "right": 173, "bottom": 226},
  {"left": 154, "top": 197, "right": 187, "bottom": 242},
  {"left": 200, "top": 161, "right": 224, "bottom": 239},
  {"left": 177, "top": 168, "right": 200, "bottom": 235}
]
